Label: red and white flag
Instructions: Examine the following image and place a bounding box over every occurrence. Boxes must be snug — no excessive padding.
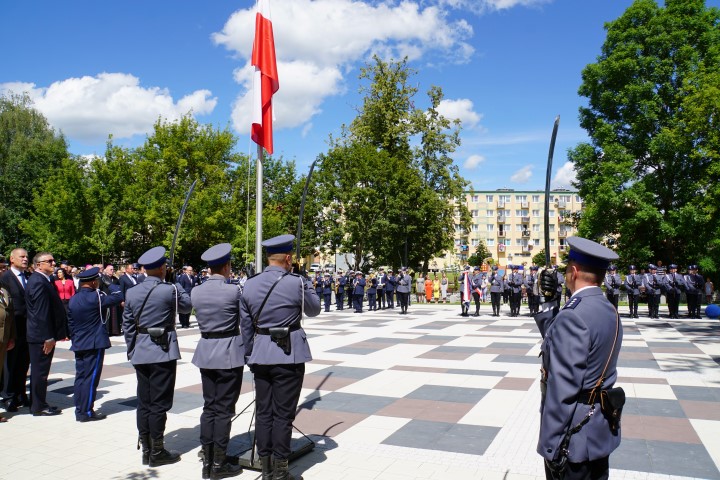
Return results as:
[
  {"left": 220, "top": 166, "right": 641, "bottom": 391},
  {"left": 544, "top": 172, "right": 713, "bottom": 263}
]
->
[{"left": 251, "top": 0, "right": 279, "bottom": 154}]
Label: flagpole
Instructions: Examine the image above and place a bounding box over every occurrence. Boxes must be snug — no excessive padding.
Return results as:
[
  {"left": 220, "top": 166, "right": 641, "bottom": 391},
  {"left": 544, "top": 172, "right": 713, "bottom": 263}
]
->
[{"left": 256, "top": 144, "right": 264, "bottom": 272}]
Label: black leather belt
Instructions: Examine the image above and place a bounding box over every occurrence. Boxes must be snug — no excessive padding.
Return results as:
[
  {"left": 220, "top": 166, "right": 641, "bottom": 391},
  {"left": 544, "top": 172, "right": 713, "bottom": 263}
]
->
[
  {"left": 201, "top": 328, "right": 239, "bottom": 339},
  {"left": 576, "top": 390, "right": 603, "bottom": 404},
  {"left": 256, "top": 323, "right": 301, "bottom": 335},
  {"left": 138, "top": 326, "right": 175, "bottom": 334}
]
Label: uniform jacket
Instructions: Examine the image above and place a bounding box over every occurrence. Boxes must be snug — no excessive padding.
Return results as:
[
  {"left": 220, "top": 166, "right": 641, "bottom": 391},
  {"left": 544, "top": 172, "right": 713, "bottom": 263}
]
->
[
  {"left": 664, "top": 272, "right": 686, "bottom": 295},
  {"left": 624, "top": 274, "right": 642, "bottom": 295},
  {"left": 507, "top": 272, "right": 523, "bottom": 294},
  {"left": 535, "top": 286, "right": 622, "bottom": 463},
  {"left": 367, "top": 277, "right": 377, "bottom": 295},
  {"left": 489, "top": 272, "right": 504, "bottom": 293},
  {"left": 191, "top": 275, "right": 244, "bottom": 369},
  {"left": 68, "top": 286, "right": 123, "bottom": 351},
  {"left": 26, "top": 271, "right": 68, "bottom": 343},
  {"left": 642, "top": 273, "right": 663, "bottom": 295},
  {"left": 322, "top": 278, "right": 334, "bottom": 296},
  {"left": 525, "top": 274, "right": 537, "bottom": 293},
  {"left": 603, "top": 274, "right": 621, "bottom": 295},
  {"left": 353, "top": 276, "right": 366, "bottom": 295},
  {"left": 395, "top": 274, "right": 411, "bottom": 294},
  {"left": 684, "top": 274, "right": 703, "bottom": 294},
  {"left": 337, "top": 275, "right": 347, "bottom": 292},
  {"left": 122, "top": 276, "right": 192, "bottom": 365},
  {"left": 384, "top": 274, "right": 396, "bottom": 292},
  {"left": 240, "top": 265, "right": 320, "bottom": 365}
]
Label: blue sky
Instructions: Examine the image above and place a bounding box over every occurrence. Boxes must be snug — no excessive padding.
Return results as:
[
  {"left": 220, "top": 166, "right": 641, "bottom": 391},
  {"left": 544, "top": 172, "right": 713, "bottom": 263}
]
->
[{"left": 4, "top": 0, "right": 716, "bottom": 191}]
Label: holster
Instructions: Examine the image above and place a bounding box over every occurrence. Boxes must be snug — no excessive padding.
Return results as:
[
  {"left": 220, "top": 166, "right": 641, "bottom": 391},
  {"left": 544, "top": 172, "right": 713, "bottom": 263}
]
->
[
  {"left": 146, "top": 326, "right": 170, "bottom": 352},
  {"left": 599, "top": 387, "right": 625, "bottom": 432},
  {"left": 269, "top": 327, "right": 291, "bottom": 355}
]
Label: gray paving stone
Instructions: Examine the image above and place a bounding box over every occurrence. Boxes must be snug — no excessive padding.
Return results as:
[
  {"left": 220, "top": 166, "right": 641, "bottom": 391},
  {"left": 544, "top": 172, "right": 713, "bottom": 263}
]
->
[
  {"left": 621, "top": 398, "right": 687, "bottom": 418},
  {"left": 302, "top": 392, "right": 396, "bottom": 414},
  {"left": 406, "top": 385, "right": 489, "bottom": 403}
]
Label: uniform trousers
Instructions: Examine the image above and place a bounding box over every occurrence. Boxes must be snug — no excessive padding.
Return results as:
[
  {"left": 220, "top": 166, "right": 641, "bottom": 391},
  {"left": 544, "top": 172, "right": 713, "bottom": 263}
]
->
[
  {"left": 346, "top": 289, "right": 353, "bottom": 309},
  {"left": 376, "top": 289, "right": 385, "bottom": 309},
  {"left": 606, "top": 293, "right": 619, "bottom": 311},
  {"left": 687, "top": 292, "right": 697, "bottom": 317},
  {"left": 335, "top": 290, "right": 344, "bottom": 310},
  {"left": 323, "top": 293, "right": 332, "bottom": 312},
  {"left": 385, "top": 290, "right": 394, "bottom": 308},
  {"left": 510, "top": 291, "right": 521, "bottom": 315},
  {"left": 74, "top": 348, "right": 105, "bottom": 419},
  {"left": 5, "top": 315, "right": 30, "bottom": 403},
  {"left": 471, "top": 291, "right": 481, "bottom": 314},
  {"left": 254, "top": 363, "right": 305, "bottom": 459},
  {"left": 178, "top": 313, "right": 191, "bottom": 328},
  {"left": 28, "top": 342, "right": 54, "bottom": 413},
  {"left": 544, "top": 455, "right": 609, "bottom": 480},
  {"left": 628, "top": 294, "right": 639, "bottom": 317},
  {"left": 666, "top": 292, "right": 680, "bottom": 317},
  {"left": 491, "top": 292, "right": 502, "bottom": 314},
  {"left": 396, "top": 292, "right": 409, "bottom": 312},
  {"left": 367, "top": 292, "right": 376, "bottom": 310},
  {"left": 200, "top": 367, "right": 243, "bottom": 450},
  {"left": 648, "top": 294, "right": 660, "bottom": 318},
  {"left": 135, "top": 360, "right": 176, "bottom": 439},
  {"left": 353, "top": 294, "right": 363, "bottom": 312}
]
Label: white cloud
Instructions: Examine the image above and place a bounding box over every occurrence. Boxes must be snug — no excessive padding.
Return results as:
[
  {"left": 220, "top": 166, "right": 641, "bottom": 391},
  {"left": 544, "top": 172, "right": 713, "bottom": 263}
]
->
[
  {"left": 510, "top": 165, "right": 533, "bottom": 183},
  {"left": 551, "top": 161, "right": 577, "bottom": 189},
  {"left": 438, "top": 0, "right": 551, "bottom": 14},
  {"left": 464, "top": 154, "right": 485, "bottom": 169},
  {"left": 0, "top": 73, "right": 216, "bottom": 142},
  {"left": 437, "top": 98, "right": 482, "bottom": 129},
  {"left": 213, "top": 0, "right": 476, "bottom": 135}
]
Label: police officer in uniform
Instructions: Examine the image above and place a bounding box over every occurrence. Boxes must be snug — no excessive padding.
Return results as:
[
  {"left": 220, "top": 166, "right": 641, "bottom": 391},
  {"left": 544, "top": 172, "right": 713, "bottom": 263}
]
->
[
  {"left": 322, "top": 273, "right": 334, "bottom": 312},
  {"left": 508, "top": 265, "right": 523, "bottom": 317},
  {"left": 123, "top": 246, "right": 192, "bottom": 467},
  {"left": 68, "top": 267, "right": 123, "bottom": 422},
  {"left": 191, "top": 243, "right": 244, "bottom": 479},
  {"left": 376, "top": 268, "right": 386, "bottom": 310},
  {"left": 240, "top": 235, "right": 320, "bottom": 480},
  {"left": 489, "top": 265, "right": 503, "bottom": 316},
  {"left": 367, "top": 273, "right": 378, "bottom": 311},
  {"left": 471, "top": 266, "right": 483, "bottom": 316},
  {"left": 603, "top": 265, "right": 621, "bottom": 311},
  {"left": 684, "top": 265, "right": 704, "bottom": 318},
  {"left": 385, "top": 270, "right": 396, "bottom": 309},
  {"left": 526, "top": 266, "right": 540, "bottom": 315},
  {"left": 664, "top": 264, "right": 685, "bottom": 319},
  {"left": 624, "top": 265, "right": 642, "bottom": 318},
  {"left": 642, "top": 264, "right": 663, "bottom": 318},
  {"left": 535, "top": 236, "right": 623, "bottom": 480},
  {"left": 395, "top": 268, "right": 411, "bottom": 314},
  {"left": 335, "top": 270, "right": 346, "bottom": 310},
  {"left": 345, "top": 270, "right": 355, "bottom": 310}
]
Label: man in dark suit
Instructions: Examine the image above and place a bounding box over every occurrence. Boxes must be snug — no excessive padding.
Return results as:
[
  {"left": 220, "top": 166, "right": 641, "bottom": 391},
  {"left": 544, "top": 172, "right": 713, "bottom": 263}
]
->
[
  {"left": 177, "top": 266, "right": 196, "bottom": 328},
  {"left": 119, "top": 262, "right": 139, "bottom": 297},
  {"left": 0, "top": 248, "right": 31, "bottom": 411},
  {"left": 26, "top": 252, "right": 67, "bottom": 416}
]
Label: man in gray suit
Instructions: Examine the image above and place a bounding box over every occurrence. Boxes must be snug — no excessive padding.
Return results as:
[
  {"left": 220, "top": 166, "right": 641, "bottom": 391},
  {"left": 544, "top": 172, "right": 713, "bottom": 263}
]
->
[
  {"left": 624, "top": 265, "right": 642, "bottom": 318},
  {"left": 488, "top": 265, "right": 503, "bottom": 317},
  {"left": 535, "top": 236, "right": 623, "bottom": 480},
  {"left": 122, "top": 246, "right": 192, "bottom": 468},
  {"left": 240, "top": 235, "right": 320, "bottom": 480},
  {"left": 192, "top": 243, "right": 244, "bottom": 479}
]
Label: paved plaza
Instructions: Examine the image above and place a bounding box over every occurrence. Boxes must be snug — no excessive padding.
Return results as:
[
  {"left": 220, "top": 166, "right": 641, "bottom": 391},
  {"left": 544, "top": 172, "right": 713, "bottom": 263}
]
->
[{"left": 2, "top": 301, "right": 719, "bottom": 480}]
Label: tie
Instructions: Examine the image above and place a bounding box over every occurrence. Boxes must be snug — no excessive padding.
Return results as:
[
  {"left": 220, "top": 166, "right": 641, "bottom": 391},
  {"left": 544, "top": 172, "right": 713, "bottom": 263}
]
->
[{"left": 19, "top": 272, "right": 26, "bottom": 288}]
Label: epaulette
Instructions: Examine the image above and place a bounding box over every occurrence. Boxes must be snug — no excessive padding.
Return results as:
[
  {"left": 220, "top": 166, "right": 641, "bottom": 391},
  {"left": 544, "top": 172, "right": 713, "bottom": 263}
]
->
[{"left": 563, "top": 297, "right": 582, "bottom": 310}]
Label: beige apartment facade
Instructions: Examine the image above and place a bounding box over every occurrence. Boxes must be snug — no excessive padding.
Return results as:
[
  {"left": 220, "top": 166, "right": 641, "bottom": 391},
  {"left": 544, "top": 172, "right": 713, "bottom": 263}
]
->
[{"left": 430, "top": 188, "right": 583, "bottom": 271}]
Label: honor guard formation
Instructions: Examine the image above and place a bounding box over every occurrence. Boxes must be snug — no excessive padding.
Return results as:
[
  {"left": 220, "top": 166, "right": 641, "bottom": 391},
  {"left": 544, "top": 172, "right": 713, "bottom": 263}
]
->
[{"left": 0, "top": 237, "right": 717, "bottom": 480}]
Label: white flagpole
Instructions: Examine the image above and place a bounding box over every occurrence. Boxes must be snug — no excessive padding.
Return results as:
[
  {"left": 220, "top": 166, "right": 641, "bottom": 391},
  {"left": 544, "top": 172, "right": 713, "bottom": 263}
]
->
[{"left": 256, "top": 144, "right": 264, "bottom": 272}]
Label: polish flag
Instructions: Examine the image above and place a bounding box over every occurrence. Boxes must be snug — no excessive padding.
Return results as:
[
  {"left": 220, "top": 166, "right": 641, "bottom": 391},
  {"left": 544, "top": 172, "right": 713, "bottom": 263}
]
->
[{"left": 251, "top": 0, "right": 279, "bottom": 154}]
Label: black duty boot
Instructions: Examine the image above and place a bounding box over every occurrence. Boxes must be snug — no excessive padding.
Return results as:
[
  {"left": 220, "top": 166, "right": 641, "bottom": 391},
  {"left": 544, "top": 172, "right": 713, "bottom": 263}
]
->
[
  {"left": 260, "top": 456, "right": 273, "bottom": 480},
  {"left": 273, "top": 458, "right": 302, "bottom": 480},
  {"left": 138, "top": 434, "right": 150, "bottom": 466},
  {"left": 149, "top": 436, "right": 181, "bottom": 467},
  {"left": 201, "top": 444, "right": 213, "bottom": 479},
  {"left": 210, "top": 447, "right": 242, "bottom": 479}
]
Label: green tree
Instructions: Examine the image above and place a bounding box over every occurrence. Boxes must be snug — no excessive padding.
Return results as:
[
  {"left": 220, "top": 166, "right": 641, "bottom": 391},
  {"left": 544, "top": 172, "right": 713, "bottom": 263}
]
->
[
  {"left": 570, "top": 0, "right": 720, "bottom": 275},
  {"left": 468, "top": 241, "right": 492, "bottom": 267},
  {"left": 0, "top": 93, "right": 69, "bottom": 251}
]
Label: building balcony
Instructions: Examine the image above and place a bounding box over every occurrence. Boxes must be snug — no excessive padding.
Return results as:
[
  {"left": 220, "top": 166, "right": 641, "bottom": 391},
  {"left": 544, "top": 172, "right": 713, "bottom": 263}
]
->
[
  {"left": 521, "top": 201, "right": 529, "bottom": 209},
  {"left": 522, "top": 245, "right": 533, "bottom": 252},
  {"left": 498, "top": 244, "right": 506, "bottom": 252},
  {"left": 497, "top": 201, "right": 506, "bottom": 208},
  {"left": 559, "top": 216, "right": 573, "bottom": 225},
  {"left": 521, "top": 230, "right": 530, "bottom": 237},
  {"left": 558, "top": 231, "right": 568, "bottom": 238},
  {"left": 498, "top": 231, "right": 506, "bottom": 238},
  {"left": 521, "top": 216, "right": 530, "bottom": 223},
  {"left": 555, "top": 201, "right": 567, "bottom": 209}
]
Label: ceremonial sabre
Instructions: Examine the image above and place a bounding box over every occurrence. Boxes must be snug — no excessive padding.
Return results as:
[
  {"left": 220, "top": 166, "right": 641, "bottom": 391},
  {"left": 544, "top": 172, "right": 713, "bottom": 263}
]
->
[
  {"left": 169, "top": 179, "right": 198, "bottom": 270},
  {"left": 296, "top": 159, "right": 319, "bottom": 267},
  {"left": 544, "top": 116, "right": 560, "bottom": 267}
]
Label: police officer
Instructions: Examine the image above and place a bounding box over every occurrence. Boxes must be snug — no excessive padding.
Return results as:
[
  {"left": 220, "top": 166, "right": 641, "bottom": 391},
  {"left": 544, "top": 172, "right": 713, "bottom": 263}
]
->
[
  {"left": 191, "top": 243, "right": 244, "bottom": 479},
  {"left": 68, "top": 267, "right": 123, "bottom": 422},
  {"left": 508, "top": 265, "right": 523, "bottom": 317},
  {"left": 367, "top": 273, "right": 378, "bottom": 311},
  {"left": 603, "top": 265, "right": 621, "bottom": 311},
  {"left": 123, "top": 246, "right": 192, "bottom": 467},
  {"left": 385, "top": 270, "right": 396, "bottom": 309},
  {"left": 642, "top": 264, "right": 663, "bottom": 318},
  {"left": 335, "top": 270, "right": 346, "bottom": 310},
  {"left": 240, "top": 234, "right": 320, "bottom": 480},
  {"left": 314, "top": 272, "right": 323, "bottom": 303},
  {"left": 488, "top": 265, "right": 503, "bottom": 316},
  {"left": 352, "top": 271, "right": 366, "bottom": 313},
  {"left": 459, "top": 266, "right": 472, "bottom": 317},
  {"left": 376, "top": 268, "right": 386, "bottom": 309},
  {"left": 322, "top": 273, "right": 334, "bottom": 313},
  {"left": 624, "top": 265, "right": 642, "bottom": 318},
  {"left": 536, "top": 237, "right": 623, "bottom": 480},
  {"left": 664, "top": 264, "right": 685, "bottom": 319},
  {"left": 525, "top": 266, "right": 540, "bottom": 315},
  {"left": 684, "top": 265, "right": 704, "bottom": 318},
  {"left": 471, "top": 266, "right": 483, "bottom": 316},
  {"left": 395, "top": 268, "right": 411, "bottom": 314}
]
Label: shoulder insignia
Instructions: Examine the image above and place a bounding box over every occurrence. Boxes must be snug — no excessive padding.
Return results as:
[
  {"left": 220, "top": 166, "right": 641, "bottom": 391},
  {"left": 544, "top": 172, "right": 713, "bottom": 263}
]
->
[{"left": 563, "top": 297, "right": 582, "bottom": 310}]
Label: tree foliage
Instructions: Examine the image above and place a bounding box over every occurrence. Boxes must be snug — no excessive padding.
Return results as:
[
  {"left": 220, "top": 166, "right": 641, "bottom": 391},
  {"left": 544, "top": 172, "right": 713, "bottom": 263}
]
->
[{"left": 570, "top": 0, "right": 720, "bottom": 275}]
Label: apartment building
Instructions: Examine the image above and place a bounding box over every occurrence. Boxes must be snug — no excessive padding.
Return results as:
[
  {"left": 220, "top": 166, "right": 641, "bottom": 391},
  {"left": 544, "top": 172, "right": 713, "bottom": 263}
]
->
[{"left": 432, "top": 188, "right": 583, "bottom": 270}]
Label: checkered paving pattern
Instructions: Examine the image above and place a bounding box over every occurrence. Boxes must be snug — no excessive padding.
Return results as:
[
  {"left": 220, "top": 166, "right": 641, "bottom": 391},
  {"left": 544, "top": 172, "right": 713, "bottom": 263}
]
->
[{"left": 1, "top": 302, "right": 719, "bottom": 479}]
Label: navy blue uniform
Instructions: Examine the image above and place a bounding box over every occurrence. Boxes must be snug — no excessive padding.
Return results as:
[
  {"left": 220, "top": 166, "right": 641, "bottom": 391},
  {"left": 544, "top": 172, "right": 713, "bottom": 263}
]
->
[
  {"left": 68, "top": 285, "right": 123, "bottom": 420},
  {"left": 352, "top": 275, "right": 366, "bottom": 313},
  {"left": 322, "top": 276, "right": 334, "bottom": 312},
  {"left": 336, "top": 274, "right": 346, "bottom": 310}
]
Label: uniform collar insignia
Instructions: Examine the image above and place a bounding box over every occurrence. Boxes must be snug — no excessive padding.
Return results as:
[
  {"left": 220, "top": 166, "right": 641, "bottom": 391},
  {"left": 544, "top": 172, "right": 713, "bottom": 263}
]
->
[{"left": 563, "top": 297, "right": 582, "bottom": 310}]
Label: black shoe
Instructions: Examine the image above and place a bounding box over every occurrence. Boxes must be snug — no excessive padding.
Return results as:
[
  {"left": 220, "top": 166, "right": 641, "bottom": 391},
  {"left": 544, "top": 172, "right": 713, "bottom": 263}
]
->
[
  {"left": 149, "top": 437, "right": 181, "bottom": 467},
  {"left": 5, "top": 399, "right": 20, "bottom": 412},
  {"left": 32, "top": 406, "right": 61, "bottom": 416},
  {"left": 77, "top": 411, "right": 107, "bottom": 422}
]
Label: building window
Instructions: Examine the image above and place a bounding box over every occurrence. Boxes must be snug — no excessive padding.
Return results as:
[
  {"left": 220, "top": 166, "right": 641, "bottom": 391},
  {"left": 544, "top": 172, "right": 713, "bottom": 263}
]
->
[
  {"left": 487, "top": 224, "right": 494, "bottom": 232},
  {"left": 505, "top": 209, "right": 511, "bottom": 217},
  {"left": 487, "top": 209, "right": 494, "bottom": 217},
  {"left": 501, "top": 195, "right": 511, "bottom": 203},
  {"left": 516, "top": 238, "right": 523, "bottom": 245},
  {"left": 533, "top": 239, "right": 540, "bottom": 246},
  {"left": 486, "top": 195, "right": 494, "bottom": 202},
  {"left": 471, "top": 209, "right": 478, "bottom": 217},
  {"left": 575, "top": 195, "right": 581, "bottom": 203},
  {"left": 549, "top": 224, "right": 555, "bottom": 232},
  {"left": 561, "top": 195, "right": 571, "bottom": 202},
  {"left": 471, "top": 195, "right": 479, "bottom": 203},
  {"left": 532, "top": 209, "right": 540, "bottom": 217},
  {"left": 550, "top": 239, "right": 556, "bottom": 246},
  {"left": 532, "top": 224, "right": 540, "bottom": 232},
  {"left": 472, "top": 224, "right": 479, "bottom": 232},
  {"left": 549, "top": 210, "right": 555, "bottom": 217},
  {"left": 516, "top": 224, "right": 523, "bottom": 231},
  {"left": 505, "top": 239, "right": 512, "bottom": 246},
  {"left": 471, "top": 238, "right": 479, "bottom": 247},
  {"left": 487, "top": 239, "right": 495, "bottom": 247},
  {"left": 532, "top": 195, "right": 540, "bottom": 203}
]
